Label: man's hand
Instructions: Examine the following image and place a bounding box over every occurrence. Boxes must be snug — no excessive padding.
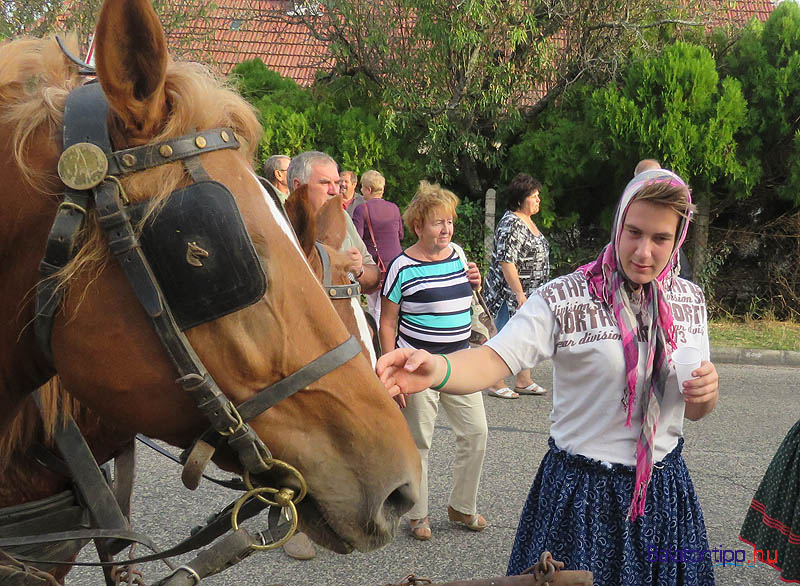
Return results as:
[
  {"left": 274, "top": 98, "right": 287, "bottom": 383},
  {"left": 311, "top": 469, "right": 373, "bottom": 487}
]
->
[{"left": 344, "top": 246, "right": 363, "bottom": 276}]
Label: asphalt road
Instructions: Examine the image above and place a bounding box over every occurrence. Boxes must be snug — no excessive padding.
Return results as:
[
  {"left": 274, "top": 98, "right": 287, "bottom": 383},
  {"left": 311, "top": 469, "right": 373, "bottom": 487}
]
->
[{"left": 67, "top": 362, "right": 799, "bottom": 586}]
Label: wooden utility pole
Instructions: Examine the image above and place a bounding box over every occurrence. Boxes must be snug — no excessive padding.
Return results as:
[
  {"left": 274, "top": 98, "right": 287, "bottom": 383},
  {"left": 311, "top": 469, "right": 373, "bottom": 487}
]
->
[{"left": 484, "top": 188, "right": 496, "bottom": 267}]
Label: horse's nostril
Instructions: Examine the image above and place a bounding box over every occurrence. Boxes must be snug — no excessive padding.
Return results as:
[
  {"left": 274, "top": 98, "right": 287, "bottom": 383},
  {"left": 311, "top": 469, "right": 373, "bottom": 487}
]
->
[{"left": 383, "top": 482, "right": 415, "bottom": 518}]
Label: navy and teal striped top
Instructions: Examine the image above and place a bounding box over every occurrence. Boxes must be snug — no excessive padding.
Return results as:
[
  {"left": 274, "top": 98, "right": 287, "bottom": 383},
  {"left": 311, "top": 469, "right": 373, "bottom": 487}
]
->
[{"left": 381, "top": 243, "right": 473, "bottom": 354}]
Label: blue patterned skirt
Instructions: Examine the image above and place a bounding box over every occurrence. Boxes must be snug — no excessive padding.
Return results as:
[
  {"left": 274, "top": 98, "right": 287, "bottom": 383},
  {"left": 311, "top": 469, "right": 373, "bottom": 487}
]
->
[{"left": 507, "top": 438, "right": 715, "bottom": 585}]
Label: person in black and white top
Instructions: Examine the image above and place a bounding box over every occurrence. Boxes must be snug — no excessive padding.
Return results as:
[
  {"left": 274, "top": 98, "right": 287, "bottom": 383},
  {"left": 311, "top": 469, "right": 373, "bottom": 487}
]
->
[{"left": 483, "top": 173, "right": 550, "bottom": 399}]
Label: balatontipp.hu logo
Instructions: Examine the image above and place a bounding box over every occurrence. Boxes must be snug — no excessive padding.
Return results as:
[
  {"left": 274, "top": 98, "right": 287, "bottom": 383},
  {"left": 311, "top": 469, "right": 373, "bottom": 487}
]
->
[{"left": 647, "top": 544, "right": 777, "bottom": 568}]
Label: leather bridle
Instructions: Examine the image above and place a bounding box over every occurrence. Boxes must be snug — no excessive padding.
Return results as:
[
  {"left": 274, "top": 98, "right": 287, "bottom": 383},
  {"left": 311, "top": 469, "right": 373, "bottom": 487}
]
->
[
  {"left": 314, "top": 241, "right": 384, "bottom": 361},
  {"left": 36, "top": 80, "right": 362, "bottom": 477},
  {"left": 315, "top": 242, "right": 362, "bottom": 301}
]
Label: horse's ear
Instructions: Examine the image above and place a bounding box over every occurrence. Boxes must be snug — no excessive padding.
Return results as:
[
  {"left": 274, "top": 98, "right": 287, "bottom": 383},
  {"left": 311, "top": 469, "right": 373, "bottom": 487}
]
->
[
  {"left": 285, "top": 185, "right": 317, "bottom": 258},
  {"left": 316, "top": 195, "right": 347, "bottom": 251},
  {"left": 94, "top": 0, "right": 169, "bottom": 140}
]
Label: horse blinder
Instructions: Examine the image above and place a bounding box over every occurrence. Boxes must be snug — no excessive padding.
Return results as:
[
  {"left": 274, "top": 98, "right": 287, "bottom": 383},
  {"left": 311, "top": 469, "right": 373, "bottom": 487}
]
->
[{"left": 127, "top": 181, "right": 266, "bottom": 331}]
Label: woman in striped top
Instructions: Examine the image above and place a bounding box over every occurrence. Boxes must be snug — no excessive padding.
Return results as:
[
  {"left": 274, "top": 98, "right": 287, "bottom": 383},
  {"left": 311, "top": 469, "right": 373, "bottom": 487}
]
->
[{"left": 379, "top": 180, "right": 488, "bottom": 541}]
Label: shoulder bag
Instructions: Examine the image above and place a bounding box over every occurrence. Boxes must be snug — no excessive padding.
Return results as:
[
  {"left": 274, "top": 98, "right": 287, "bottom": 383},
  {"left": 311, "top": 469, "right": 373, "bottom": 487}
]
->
[
  {"left": 450, "top": 244, "right": 497, "bottom": 346},
  {"left": 363, "top": 201, "right": 388, "bottom": 287}
]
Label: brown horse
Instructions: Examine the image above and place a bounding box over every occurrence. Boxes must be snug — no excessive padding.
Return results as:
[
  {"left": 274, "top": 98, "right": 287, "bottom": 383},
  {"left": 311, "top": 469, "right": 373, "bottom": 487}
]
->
[
  {"left": 285, "top": 190, "right": 378, "bottom": 365},
  {"left": 0, "top": 0, "right": 419, "bottom": 578}
]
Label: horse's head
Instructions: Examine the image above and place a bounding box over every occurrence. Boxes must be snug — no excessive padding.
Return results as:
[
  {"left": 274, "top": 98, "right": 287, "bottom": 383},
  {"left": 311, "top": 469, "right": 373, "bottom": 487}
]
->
[{"left": 0, "top": 0, "right": 419, "bottom": 554}]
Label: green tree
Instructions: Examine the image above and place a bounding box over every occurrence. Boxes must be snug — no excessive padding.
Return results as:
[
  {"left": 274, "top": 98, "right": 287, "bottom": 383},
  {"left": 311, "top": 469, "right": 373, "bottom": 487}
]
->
[
  {"left": 1, "top": 0, "right": 215, "bottom": 57},
  {"left": 591, "top": 41, "right": 751, "bottom": 276},
  {"left": 263, "top": 0, "right": 720, "bottom": 199},
  {"left": 708, "top": 4, "right": 800, "bottom": 317},
  {"left": 231, "top": 58, "right": 427, "bottom": 210},
  {"left": 721, "top": 1, "right": 800, "bottom": 206}
]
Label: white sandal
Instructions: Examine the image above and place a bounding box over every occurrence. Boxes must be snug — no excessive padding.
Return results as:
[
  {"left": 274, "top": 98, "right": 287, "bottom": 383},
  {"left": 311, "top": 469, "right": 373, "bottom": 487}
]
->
[
  {"left": 514, "top": 382, "right": 548, "bottom": 395},
  {"left": 487, "top": 387, "right": 519, "bottom": 399}
]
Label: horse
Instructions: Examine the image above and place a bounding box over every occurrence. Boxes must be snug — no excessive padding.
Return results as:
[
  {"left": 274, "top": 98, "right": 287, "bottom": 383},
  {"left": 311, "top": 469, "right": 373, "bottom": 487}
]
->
[
  {"left": 0, "top": 0, "right": 420, "bottom": 582},
  {"left": 284, "top": 189, "right": 379, "bottom": 365}
]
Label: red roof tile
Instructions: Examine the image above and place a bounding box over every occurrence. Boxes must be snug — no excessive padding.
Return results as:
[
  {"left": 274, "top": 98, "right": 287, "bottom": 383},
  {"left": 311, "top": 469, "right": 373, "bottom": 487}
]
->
[
  {"left": 165, "top": 0, "right": 776, "bottom": 86},
  {"left": 165, "top": 0, "right": 331, "bottom": 85}
]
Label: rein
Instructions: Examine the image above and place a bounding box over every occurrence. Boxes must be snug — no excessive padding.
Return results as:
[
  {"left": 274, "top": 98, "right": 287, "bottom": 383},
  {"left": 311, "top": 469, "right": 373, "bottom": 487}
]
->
[{"left": 12, "top": 80, "right": 363, "bottom": 582}]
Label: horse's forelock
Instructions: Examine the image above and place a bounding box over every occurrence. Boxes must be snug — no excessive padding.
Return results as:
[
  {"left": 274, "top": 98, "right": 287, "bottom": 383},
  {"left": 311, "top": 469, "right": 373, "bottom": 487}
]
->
[{"left": 0, "top": 36, "right": 80, "bottom": 190}]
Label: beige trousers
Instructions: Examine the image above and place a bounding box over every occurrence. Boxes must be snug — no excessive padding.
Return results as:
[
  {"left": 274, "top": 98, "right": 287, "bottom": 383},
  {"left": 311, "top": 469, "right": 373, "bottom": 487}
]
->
[{"left": 403, "top": 387, "right": 488, "bottom": 519}]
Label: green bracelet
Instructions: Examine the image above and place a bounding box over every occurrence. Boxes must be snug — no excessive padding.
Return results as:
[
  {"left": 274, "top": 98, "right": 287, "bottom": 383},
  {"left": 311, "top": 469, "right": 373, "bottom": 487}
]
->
[{"left": 431, "top": 354, "right": 451, "bottom": 390}]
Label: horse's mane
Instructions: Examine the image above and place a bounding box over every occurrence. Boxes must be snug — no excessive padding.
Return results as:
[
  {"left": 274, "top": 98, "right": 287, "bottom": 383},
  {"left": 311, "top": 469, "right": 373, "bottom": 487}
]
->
[
  {"left": 0, "top": 378, "right": 80, "bottom": 474},
  {"left": 0, "top": 35, "right": 262, "bottom": 186},
  {"left": 0, "top": 34, "right": 264, "bottom": 467}
]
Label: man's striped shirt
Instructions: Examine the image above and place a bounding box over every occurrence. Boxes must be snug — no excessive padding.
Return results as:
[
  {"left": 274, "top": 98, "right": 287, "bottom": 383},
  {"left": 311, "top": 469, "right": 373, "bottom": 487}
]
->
[{"left": 382, "top": 243, "right": 473, "bottom": 354}]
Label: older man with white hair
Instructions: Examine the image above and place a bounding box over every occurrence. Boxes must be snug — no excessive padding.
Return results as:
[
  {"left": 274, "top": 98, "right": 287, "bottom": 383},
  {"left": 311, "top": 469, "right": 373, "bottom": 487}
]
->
[
  {"left": 288, "top": 151, "right": 380, "bottom": 293},
  {"left": 262, "top": 154, "right": 291, "bottom": 203}
]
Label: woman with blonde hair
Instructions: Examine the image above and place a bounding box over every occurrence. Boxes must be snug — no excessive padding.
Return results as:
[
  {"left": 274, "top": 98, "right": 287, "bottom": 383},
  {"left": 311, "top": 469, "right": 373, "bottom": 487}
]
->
[
  {"left": 352, "top": 170, "right": 403, "bottom": 322},
  {"left": 379, "top": 180, "right": 488, "bottom": 541}
]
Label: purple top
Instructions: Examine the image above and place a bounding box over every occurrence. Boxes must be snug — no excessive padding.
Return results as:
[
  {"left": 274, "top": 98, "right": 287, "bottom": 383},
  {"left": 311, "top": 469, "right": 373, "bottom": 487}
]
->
[{"left": 352, "top": 199, "right": 404, "bottom": 267}]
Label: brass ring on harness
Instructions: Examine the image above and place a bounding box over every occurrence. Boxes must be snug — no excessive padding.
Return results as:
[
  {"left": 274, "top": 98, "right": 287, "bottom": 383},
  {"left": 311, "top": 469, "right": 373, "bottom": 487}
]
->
[
  {"left": 103, "top": 175, "right": 130, "bottom": 205},
  {"left": 244, "top": 462, "right": 308, "bottom": 505},
  {"left": 231, "top": 487, "right": 298, "bottom": 551},
  {"left": 57, "top": 201, "right": 88, "bottom": 215},
  {"left": 217, "top": 405, "right": 244, "bottom": 437}
]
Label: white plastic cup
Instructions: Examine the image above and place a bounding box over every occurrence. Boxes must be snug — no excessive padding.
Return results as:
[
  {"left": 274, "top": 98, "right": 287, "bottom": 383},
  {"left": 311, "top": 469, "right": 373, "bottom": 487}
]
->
[{"left": 672, "top": 346, "right": 702, "bottom": 393}]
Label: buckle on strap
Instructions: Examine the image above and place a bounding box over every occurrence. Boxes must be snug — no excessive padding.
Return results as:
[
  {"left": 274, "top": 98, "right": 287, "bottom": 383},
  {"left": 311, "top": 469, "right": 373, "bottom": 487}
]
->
[{"left": 164, "top": 565, "right": 202, "bottom": 586}]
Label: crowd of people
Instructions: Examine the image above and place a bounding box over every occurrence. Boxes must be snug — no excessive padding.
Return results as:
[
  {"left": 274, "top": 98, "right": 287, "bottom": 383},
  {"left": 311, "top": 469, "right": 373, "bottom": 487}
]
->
[{"left": 260, "top": 151, "right": 795, "bottom": 586}]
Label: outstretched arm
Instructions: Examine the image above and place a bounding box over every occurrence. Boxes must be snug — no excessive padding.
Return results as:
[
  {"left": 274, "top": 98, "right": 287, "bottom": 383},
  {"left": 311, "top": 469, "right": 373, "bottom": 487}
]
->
[{"left": 376, "top": 345, "right": 512, "bottom": 397}]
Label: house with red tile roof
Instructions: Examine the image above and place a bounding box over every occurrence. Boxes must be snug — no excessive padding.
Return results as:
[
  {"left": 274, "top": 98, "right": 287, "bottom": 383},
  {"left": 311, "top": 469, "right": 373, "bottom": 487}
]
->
[
  {"left": 166, "top": 0, "right": 777, "bottom": 85},
  {"left": 166, "top": 0, "right": 330, "bottom": 85}
]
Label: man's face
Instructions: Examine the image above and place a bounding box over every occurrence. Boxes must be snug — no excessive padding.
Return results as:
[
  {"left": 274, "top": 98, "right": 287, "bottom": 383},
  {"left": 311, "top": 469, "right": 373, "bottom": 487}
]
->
[
  {"left": 340, "top": 173, "right": 356, "bottom": 200},
  {"left": 300, "top": 160, "right": 340, "bottom": 212},
  {"left": 274, "top": 157, "right": 290, "bottom": 191}
]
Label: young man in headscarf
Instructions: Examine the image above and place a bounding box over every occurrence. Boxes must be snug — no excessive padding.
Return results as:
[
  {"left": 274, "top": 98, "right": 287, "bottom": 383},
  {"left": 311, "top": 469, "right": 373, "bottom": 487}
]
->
[{"left": 376, "top": 169, "right": 719, "bottom": 586}]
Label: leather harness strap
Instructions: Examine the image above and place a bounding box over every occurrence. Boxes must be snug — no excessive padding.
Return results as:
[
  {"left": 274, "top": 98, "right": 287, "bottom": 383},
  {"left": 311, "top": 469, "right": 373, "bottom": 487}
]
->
[
  {"left": 237, "top": 336, "right": 361, "bottom": 423},
  {"left": 32, "top": 393, "right": 129, "bottom": 555},
  {"left": 315, "top": 242, "right": 361, "bottom": 301},
  {"left": 0, "top": 491, "right": 269, "bottom": 567},
  {"left": 33, "top": 82, "right": 108, "bottom": 372},
  {"left": 106, "top": 128, "right": 237, "bottom": 177}
]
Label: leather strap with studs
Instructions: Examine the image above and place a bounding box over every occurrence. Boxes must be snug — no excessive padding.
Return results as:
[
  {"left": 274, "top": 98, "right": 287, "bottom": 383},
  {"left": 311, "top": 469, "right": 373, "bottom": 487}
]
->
[{"left": 106, "top": 128, "right": 240, "bottom": 176}]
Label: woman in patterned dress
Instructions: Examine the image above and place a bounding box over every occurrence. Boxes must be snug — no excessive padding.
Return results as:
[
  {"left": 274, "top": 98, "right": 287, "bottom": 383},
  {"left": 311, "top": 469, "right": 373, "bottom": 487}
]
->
[
  {"left": 484, "top": 173, "right": 550, "bottom": 398},
  {"left": 739, "top": 419, "right": 800, "bottom": 583}
]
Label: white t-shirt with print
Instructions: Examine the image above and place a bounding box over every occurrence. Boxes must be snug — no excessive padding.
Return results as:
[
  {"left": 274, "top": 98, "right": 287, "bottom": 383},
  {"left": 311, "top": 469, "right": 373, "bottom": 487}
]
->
[{"left": 486, "top": 271, "right": 710, "bottom": 466}]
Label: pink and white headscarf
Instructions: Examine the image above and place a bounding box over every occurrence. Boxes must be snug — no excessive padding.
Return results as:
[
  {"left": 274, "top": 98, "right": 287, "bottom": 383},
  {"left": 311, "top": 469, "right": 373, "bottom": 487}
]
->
[{"left": 579, "top": 169, "right": 693, "bottom": 521}]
